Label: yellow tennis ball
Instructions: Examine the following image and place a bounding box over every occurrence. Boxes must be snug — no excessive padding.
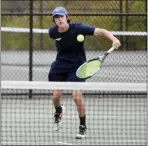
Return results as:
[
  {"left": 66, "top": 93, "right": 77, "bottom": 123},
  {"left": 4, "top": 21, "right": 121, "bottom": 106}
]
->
[{"left": 77, "top": 34, "right": 84, "bottom": 42}]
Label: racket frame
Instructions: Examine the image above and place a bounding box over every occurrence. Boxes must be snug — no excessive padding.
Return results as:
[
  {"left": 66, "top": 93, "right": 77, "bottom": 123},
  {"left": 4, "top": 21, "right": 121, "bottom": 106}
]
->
[{"left": 76, "top": 47, "right": 115, "bottom": 79}]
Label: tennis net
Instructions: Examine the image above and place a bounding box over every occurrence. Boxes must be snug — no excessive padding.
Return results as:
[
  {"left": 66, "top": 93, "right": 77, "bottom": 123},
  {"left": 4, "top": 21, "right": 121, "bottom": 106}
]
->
[{"left": 1, "top": 81, "right": 147, "bottom": 145}]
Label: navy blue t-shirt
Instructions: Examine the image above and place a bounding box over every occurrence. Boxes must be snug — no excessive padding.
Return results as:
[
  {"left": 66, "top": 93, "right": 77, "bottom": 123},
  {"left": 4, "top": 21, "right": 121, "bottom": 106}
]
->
[{"left": 49, "top": 23, "right": 95, "bottom": 73}]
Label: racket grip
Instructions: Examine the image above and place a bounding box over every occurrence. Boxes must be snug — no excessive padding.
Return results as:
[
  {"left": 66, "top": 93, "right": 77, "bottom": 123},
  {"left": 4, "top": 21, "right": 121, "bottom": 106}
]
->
[{"left": 107, "top": 47, "right": 115, "bottom": 53}]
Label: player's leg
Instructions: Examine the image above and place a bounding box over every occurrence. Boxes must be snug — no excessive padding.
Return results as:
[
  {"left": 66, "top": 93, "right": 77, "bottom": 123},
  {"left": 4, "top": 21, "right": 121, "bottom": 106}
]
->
[
  {"left": 72, "top": 90, "right": 87, "bottom": 139},
  {"left": 67, "top": 72, "right": 86, "bottom": 139},
  {"left": 48, "top": 73, "right": 67, "bottom": 131},
  {"left": 52, "top": 89, "right": 66, "bottom": 131}
]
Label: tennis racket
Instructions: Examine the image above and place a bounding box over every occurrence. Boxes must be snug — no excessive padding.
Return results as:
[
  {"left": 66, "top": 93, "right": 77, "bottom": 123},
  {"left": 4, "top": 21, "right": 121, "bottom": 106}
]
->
[{"left": 76, "top": 47, "right": 115, "bottom": 79}]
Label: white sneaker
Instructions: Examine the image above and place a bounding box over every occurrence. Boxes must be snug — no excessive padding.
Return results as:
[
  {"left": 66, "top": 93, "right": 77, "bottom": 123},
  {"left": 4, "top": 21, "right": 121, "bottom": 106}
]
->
[
  {"left": 76, "top": 125, "right": 87, "bottom": 139},
  {"left": 54, "top": 106, "right": 65, "bottom": 131}
]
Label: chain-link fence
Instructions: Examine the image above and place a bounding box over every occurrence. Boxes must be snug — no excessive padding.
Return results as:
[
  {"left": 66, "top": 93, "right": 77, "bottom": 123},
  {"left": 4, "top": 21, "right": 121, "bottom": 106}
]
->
[{"left": 1, "top": 0, "right": 147, "bottom": 82}]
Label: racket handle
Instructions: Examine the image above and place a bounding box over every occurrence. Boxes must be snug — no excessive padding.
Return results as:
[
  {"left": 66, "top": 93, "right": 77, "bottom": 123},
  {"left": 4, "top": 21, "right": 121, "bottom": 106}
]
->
[{"left": 107, "top": 47, "right": 115, "bottom": 54}]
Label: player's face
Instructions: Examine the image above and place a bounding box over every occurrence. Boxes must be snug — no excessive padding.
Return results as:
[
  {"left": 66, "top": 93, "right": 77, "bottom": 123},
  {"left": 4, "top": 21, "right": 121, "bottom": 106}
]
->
[{"left": 54, "top": 15, "right": 68, "bottom": 27}]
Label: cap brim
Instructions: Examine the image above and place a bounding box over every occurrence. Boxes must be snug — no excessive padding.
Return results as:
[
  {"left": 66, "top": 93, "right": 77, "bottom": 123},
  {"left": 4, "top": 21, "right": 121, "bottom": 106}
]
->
[{"left": 52, "top": 13, "right": 65, "bottom": 17}]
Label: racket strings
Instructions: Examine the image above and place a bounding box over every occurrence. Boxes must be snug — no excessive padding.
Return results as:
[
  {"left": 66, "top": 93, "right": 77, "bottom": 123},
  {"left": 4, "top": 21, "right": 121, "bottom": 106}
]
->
[{"left": 77, "top": 60, "right": 101, "bottom": 78}]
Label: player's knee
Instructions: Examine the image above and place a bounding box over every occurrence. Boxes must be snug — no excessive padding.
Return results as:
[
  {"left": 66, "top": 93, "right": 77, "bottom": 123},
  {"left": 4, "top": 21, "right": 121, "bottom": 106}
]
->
[
  {"left": 53, "top": 90, "right": 62, "bottom": 99},
  {"left": 72, "top": 90, "right": 82, "bottom": 102}
]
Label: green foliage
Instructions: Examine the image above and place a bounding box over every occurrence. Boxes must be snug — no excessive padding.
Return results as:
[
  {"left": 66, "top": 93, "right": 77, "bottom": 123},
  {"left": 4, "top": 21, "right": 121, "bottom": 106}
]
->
[{"left": 1, "top": 0, "right": 146, "bottom": 50}]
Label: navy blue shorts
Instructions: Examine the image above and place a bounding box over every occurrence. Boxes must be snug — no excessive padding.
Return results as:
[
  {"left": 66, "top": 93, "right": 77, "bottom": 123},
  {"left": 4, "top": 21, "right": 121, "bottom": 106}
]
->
[{"left": 48, "top": 72, "right": 85, "bottom": 82}]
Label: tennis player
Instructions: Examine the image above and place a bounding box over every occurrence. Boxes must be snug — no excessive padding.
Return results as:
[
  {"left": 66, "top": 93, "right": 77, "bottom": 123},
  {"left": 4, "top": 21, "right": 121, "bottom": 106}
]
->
[{"left": 48, "top": 7, "right": 121, "bottom": 139}]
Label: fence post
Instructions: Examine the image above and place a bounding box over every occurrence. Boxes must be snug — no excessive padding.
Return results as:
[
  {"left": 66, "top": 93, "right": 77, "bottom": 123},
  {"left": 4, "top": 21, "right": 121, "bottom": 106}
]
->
[
  {"left": 125, "top": 0, "right": 129, "bottom": 50},
  {"left": 29, "top": 0, "right": 33, "bottom": 98},
  {"left": 119, "top": 0, "right": 123, "bottom": 49},
  {"left": 40, "top": 0, "right": 43, "bottom": 50}
]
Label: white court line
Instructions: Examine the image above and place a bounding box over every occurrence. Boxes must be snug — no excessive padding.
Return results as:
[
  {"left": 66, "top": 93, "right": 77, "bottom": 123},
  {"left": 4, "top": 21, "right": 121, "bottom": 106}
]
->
[
  {"left": 56, "top": 141, "right": 74, "bottom": 145},
  {"left": 1, "top": 142, "right": 28, "bottom": 145},
  {"left": 2, "top": 142, "right": 75, "bottom": 145},
  {"left": 2, "top": 140, "right": 145, "bottom": 145}
]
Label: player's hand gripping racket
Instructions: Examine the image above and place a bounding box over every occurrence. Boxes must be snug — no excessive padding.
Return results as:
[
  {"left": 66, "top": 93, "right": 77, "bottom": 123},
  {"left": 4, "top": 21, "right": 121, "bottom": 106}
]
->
[{"left": 76, "top": 47, "right": 115, "bottom": 79}]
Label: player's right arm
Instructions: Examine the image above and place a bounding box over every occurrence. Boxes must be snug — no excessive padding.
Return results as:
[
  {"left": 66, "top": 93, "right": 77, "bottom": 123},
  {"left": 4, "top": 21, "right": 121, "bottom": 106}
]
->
[{"left": 94, "top": 28, "right": 121, "bottom": 49}]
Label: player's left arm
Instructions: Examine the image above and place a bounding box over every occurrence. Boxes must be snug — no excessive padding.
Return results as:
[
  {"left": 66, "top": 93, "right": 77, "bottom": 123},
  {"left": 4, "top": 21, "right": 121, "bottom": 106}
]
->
[{"left": 94, "top": 28, "right": 121, "bottom": 49}]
